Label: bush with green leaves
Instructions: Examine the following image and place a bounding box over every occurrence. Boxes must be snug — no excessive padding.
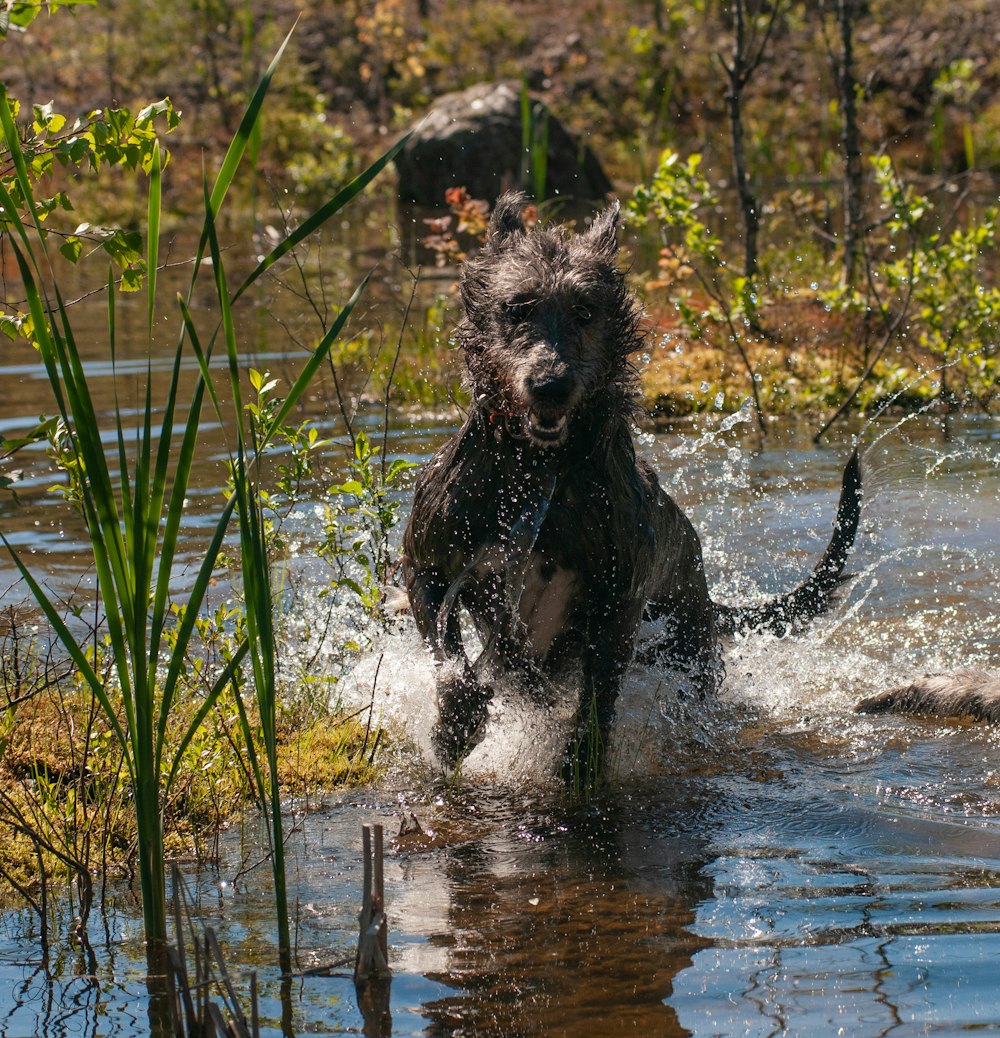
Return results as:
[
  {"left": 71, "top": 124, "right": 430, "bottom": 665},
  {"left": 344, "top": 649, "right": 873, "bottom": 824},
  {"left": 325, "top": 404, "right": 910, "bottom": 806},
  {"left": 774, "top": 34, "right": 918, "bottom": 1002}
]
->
[
  {"left": 0, "top": 95, "right": 180, "bottom": 335},
  {"left": 875, "top": 160, "right": 999, "bottom": 408},
  {"left": 628, "top": 148, "right": 766, "bottom": 430},
  {"left": 819, "top": 155, "right": 1000, "bottom": 417},
  {"left": 321, "top": 429, "right": 415, "bottom": 620}
]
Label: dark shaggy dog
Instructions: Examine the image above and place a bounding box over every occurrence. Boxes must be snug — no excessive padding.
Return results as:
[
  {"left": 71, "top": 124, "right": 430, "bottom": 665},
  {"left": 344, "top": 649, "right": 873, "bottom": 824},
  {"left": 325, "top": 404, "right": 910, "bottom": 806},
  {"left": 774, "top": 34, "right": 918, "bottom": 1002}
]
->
[
  {"left": 856, "top": 669, "right": 1000, "bottom": 722},
  {"left": 402, "top": 192, "right": 862, "bottom": 781}
]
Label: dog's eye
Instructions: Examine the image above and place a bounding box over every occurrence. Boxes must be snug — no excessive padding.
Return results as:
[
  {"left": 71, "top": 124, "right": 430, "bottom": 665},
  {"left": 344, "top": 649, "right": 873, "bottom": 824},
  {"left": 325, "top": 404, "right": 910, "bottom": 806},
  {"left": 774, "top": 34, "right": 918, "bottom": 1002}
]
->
[
  {"left": 506, "top": 301, "right": 533, "bottom": 323},
  {"left": 574, "top": 304, "right": 593, "bottom": 323}
]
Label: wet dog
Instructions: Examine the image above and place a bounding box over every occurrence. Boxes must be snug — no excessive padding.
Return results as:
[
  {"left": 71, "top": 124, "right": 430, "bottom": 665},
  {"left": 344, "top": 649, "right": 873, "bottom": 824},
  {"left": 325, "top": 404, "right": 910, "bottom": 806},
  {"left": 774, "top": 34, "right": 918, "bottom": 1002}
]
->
[
  {"left": 856, "top": 669, "right": 1000, "bottom": 722},
  {"left": 402, "top": 192, "right": 862, "bottom": 783}
]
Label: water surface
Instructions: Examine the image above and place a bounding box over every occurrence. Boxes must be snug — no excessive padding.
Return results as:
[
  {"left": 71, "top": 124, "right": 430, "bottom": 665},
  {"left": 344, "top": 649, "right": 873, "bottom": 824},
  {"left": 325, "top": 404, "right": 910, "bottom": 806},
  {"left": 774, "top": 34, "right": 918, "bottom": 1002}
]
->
[{"left": 1, "top": 407, "right": 997, "bottom": 1035}]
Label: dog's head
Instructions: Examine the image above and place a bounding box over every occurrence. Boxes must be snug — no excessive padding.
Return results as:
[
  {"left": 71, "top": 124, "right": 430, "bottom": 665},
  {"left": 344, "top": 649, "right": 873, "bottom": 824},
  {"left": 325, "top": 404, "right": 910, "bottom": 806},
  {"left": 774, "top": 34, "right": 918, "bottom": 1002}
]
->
[{"left": 458, "top": 192, "right": 642, "bottom": 448}]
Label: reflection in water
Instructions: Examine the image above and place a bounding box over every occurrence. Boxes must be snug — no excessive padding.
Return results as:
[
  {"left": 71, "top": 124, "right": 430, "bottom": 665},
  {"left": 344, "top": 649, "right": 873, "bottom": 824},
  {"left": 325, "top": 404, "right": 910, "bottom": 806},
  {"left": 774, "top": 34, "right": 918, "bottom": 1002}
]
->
[
  {"left": 0, "top": 415, "right": 998, "bottom": 1035},
  {"left": 403, "top": 788, "right": 712, "bottom": 1037}
]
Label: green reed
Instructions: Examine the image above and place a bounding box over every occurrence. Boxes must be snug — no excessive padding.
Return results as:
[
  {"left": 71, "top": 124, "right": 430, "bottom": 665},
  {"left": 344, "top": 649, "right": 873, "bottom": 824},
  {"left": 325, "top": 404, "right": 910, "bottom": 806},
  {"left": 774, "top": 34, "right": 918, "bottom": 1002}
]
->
[{"left": 0, "top": 30, "right": 404, "bottom": 973}]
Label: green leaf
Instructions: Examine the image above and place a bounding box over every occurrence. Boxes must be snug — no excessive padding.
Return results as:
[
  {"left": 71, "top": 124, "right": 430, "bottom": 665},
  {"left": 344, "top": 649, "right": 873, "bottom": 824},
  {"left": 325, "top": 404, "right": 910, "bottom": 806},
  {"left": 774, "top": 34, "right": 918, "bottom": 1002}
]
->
[
  {"left": 0, "top": 417, "right": 59, "bottom": 457},
  {"left": 59, "top": 236, "right": 83, "bottom": 263},
  {"left": 0, "top": 314, "right": 21, "bottom": 339},
  {"left": 32, "top": 102, "right": 65, "bottom": 134},
  {"left": 120, "top": 264, "right": 144, "bottom": 292},
  {"left": 67, "top": 137, "right": 91, "bottom": 164},
  {"left": 101, "top": 227, "right": 143, "bottom": 268}
]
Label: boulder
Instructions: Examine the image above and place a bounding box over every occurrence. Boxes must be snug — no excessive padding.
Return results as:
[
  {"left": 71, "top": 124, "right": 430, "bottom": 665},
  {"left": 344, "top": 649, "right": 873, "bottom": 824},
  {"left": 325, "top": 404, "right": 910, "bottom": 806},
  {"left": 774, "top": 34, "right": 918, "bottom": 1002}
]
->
[{"left": 394, "top": 81, "right": 613, "bottom": 207}]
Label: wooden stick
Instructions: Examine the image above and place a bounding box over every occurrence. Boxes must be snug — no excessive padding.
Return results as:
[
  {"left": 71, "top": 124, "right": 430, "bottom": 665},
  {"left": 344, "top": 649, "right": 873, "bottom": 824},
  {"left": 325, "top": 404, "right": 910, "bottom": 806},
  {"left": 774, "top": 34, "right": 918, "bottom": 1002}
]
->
[
  {"left": 373, "top": 825, "right": 388, "bottom": 973},
  {"left": 355, "top": 824, "right": 391, "bottom": 983}
]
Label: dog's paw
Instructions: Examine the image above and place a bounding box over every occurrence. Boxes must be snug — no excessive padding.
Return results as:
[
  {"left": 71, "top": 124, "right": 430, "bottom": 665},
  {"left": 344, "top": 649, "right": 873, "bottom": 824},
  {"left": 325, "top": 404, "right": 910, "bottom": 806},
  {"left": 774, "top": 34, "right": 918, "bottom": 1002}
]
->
[{"left": 433, "top": 671, "right": 492, "bottom": 766}]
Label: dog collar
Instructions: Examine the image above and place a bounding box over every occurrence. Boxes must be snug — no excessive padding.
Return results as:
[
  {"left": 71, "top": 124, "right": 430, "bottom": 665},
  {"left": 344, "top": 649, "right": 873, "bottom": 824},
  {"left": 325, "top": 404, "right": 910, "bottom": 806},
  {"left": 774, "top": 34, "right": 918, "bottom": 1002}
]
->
[{"left": 478, "top": 393, "right": 529, "bottom": 442}]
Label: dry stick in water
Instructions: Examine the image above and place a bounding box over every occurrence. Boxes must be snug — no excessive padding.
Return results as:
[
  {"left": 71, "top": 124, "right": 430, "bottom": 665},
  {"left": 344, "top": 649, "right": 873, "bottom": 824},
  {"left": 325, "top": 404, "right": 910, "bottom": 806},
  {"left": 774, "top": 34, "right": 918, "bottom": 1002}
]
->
[
  {"left": 355, "top": 824, "right": 392, "bottom": 1035},
  {"left": 167, "top": 864, "right": 260, "bottom": 1037},
  {"left": 355, "top": 824, "right": 391, "bottom": 982}
]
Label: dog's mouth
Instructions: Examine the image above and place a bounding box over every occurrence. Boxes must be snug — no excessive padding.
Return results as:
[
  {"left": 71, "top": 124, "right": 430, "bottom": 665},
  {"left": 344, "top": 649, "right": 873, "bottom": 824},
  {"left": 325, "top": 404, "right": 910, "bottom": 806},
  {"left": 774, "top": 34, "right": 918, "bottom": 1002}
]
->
[{"left": 525, "top": 408, "right": 569, "bottom": 445}]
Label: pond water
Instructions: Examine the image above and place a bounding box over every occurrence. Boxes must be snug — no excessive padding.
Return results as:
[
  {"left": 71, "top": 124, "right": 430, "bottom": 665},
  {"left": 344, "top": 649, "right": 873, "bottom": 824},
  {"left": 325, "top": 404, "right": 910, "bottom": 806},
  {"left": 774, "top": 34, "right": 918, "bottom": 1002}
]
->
[{"left": 1, "top": 399, "right": 998, "bottom": 1035}]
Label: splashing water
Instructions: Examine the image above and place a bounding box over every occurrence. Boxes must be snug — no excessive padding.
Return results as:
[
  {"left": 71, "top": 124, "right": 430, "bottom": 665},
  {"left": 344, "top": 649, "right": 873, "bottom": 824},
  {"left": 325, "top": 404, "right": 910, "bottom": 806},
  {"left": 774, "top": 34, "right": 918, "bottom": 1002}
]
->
[
  {"left": 268, "top": 413, "right": 1000, "bottom": 1038},
  {"left": 329, "top": 412, "right": 999, "bottom": 789}
]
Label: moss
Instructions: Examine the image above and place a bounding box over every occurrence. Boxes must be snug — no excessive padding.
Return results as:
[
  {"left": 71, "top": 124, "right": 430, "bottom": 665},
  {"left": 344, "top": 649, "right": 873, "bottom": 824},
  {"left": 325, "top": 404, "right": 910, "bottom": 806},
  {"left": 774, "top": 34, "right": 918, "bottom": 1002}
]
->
[
  {"left": 0, "top": 671, "right": 390, "bottom": 891},
  {"left": 278, "top": 715, "right": 385, "bottom": 794},
  {"left": 636, "top": 295, "right": 980, "bottom": 420}
]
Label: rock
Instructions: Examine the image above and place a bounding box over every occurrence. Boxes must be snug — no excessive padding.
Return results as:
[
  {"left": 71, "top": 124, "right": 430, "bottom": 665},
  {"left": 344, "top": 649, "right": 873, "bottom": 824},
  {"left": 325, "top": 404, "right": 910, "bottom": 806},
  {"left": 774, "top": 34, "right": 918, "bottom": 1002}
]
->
[{"left": 394, "top": 81, "right": 613, "bottom": 207}]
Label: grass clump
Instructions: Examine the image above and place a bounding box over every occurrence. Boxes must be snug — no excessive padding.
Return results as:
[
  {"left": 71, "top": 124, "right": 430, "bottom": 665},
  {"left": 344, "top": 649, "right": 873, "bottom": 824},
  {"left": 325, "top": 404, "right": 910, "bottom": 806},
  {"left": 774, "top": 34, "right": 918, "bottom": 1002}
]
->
[{"left": 0, "top": 609, "right": 387, "bottom": 909}]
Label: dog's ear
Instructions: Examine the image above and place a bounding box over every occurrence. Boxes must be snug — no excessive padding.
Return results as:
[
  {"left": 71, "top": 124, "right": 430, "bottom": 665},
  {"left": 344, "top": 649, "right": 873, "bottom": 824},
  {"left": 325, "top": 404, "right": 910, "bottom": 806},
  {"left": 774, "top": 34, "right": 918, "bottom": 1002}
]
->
[
  {"left": 584, "top": 198, "right": 621, "bottom": 260},
  {"left": 487, "top": 191, "right": 529, "bottom": 245}
]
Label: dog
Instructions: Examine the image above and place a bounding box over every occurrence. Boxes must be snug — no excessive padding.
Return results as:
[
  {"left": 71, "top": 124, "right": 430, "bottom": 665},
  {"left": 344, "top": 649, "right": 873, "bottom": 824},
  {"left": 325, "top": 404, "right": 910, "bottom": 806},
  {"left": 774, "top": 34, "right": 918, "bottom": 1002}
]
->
[
  {"left": 856, "top": 669, "right": 1000, "bottom": 722},
  {"left": 402, "top": 191, "right": 862, "bottom": 783}
]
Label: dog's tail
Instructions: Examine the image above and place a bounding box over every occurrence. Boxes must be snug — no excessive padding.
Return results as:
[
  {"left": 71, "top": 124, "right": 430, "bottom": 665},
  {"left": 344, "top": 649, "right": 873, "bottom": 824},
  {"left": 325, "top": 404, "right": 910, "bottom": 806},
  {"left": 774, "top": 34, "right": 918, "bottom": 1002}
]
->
[{"left": 714, "top": 449, "right": 862, "bottom": 636}]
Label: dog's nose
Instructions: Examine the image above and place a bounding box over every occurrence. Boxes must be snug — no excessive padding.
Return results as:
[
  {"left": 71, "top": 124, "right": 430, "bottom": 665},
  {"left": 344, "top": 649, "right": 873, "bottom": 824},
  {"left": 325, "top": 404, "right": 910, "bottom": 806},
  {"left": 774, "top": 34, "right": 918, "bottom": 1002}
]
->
[{"left": 530, "top": 368, "right": 574, "bottom": 406}]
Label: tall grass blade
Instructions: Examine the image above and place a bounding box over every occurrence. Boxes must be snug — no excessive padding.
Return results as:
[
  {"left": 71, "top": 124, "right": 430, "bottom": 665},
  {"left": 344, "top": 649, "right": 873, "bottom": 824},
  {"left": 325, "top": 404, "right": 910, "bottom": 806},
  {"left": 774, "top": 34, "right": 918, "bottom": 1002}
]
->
[
  {"left": 231, "top": 132, "right": 410, "bottom": 303},
  {"left": 147, "top": 142, "right": 161, "bottom": 337},
  {"left": 207, "top": 23, "right": 295, "bottom": 221},
  {"left": 7, "top": 244, "right": 133, "bottom": 702},
  {"left": 202, "top": 192, "right": 294, "bottom": 971},
  {"left": 0, "top": 86, "right": 49, "bottom": 251},
  {"left": 259, "top": 271, "right": 373, "bottom": 445},
  {"left": 520, "top": 81, "right": 532, "bottom": 191},
  {"left": 154, "top": 491, "right": 240, "bottom": 769},
  {"left": 164, "top": 639, "right": 250, "bottom": 792}
]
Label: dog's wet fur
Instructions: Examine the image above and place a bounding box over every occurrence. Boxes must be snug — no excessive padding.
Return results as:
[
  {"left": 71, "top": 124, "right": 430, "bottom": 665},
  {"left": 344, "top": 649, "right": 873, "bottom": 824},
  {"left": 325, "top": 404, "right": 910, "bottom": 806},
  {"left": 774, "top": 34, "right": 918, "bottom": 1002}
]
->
[
  {"left": 856, "top": 669, "right": 1000, "bottom": 723},
  {"left": 402, "top": 192, "right": 863, "bottom": 783}
]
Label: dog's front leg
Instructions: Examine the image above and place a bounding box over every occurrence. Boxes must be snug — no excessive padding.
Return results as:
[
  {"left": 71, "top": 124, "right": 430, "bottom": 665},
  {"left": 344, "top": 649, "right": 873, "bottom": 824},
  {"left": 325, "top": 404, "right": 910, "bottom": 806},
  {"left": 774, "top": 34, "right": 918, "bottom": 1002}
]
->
[
  {"left": 564, "top": 599, "right": 643, "bottom": 792},
  {"left": 407, "top": 566, "right": 493, "bottom": 766}
]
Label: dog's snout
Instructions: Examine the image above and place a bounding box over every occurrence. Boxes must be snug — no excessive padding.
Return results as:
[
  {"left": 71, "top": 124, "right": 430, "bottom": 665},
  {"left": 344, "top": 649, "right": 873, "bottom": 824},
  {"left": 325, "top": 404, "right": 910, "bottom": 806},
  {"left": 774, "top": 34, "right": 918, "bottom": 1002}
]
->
[
  {"left": 518, "top": 355, "right": 578, "bottom": 445},
  {"left": 530, "top": 367, "right": 575, "bottom": 406}
]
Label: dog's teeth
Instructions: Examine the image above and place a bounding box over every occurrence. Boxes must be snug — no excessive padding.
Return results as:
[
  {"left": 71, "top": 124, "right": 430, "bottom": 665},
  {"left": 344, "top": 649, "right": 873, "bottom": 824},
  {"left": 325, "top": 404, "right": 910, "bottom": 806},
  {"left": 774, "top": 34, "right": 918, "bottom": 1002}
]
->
[
  {"left": 525, "top": 412, "right": 568, "bottom": 443},
  {"left": 529, "top": 412, "right": 566, "bottom": 431}
]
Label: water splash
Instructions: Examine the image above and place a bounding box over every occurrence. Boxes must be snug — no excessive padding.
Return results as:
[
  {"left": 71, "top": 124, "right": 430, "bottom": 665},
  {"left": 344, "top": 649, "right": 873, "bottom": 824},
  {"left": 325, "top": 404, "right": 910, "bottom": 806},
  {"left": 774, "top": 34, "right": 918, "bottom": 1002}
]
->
[{"left": 309, "top": 415, "right": 999, "bottom": 789}]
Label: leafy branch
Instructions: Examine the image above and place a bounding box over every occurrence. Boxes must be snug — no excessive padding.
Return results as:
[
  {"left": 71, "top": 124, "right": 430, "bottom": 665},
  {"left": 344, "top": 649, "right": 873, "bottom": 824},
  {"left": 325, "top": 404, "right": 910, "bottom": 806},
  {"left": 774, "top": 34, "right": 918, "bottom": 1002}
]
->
[{"left": 628, "top": 149, "right": 766, "bottom": 433}]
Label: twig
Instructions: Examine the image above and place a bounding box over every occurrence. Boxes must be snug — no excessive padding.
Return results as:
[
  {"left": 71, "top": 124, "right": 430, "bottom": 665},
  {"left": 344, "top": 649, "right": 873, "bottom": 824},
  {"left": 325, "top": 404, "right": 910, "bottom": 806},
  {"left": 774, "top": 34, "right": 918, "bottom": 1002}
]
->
[
  {"left": 360, "top": 654, "right": 383, "bottom": 761},
  {"left": 382, "top": 264, "right": 420, "bottom": 480}
]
